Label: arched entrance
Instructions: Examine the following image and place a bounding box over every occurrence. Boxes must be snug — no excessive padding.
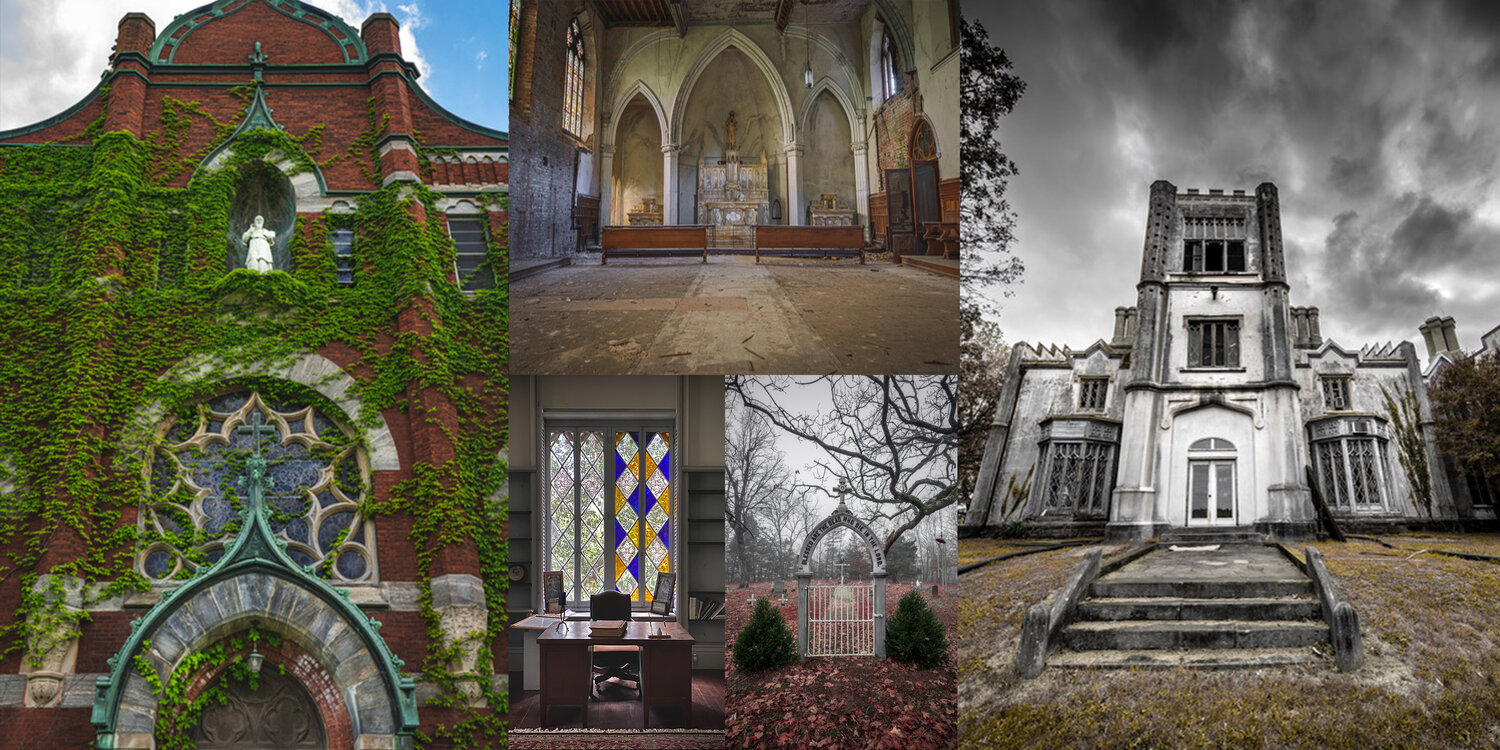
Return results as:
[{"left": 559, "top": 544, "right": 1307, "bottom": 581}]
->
[
  {"left": 795, "top": 489, "right": 887, "bottom": 659},
  {"left": 189, "top": 669, "right": 326, "bottom": 749}
]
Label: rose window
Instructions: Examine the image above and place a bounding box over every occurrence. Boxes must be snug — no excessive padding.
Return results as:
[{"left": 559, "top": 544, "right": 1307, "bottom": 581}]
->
[{"left": 139, "top": 390, "right": 374, "bottom": 584}]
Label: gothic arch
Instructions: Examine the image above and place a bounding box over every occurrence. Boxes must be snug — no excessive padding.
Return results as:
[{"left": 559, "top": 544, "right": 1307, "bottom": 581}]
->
[
  {"left": 670, "top": 29, "right": 796, "bottom": 145},
  {"left": 797, "top": 77, "right": 861, "bottom": 146},
  {"left": 796, "top": 502, "right": 886, "bottom": 576},
  {"left": 871, "top": 0, "right": 916, "bottom": 75},
  {"left": 603, "top": 79, "right": 669, "bottom": 149},
  {"left": 125, "top": 351, "right": 401, "bottom": 472}
]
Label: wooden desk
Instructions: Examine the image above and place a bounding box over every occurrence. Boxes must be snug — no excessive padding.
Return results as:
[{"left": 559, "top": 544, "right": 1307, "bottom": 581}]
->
[{"left": 538, "top": 620, "right": 695, "bottom": 729}]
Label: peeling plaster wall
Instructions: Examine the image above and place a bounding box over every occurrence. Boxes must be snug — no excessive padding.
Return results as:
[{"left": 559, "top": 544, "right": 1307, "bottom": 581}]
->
[
  {"left": 613, "top": 98, "right": 664, "bottom": 224},
  {"left": 801, "top": 90, "right": 855, "bottom": 217},
  {"left": 677, "top": 47, "right": 784, "bottom": 223}
]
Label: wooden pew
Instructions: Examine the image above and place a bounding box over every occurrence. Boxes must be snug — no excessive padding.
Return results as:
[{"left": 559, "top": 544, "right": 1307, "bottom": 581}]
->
[
  {"left": 921, "top": 221, "right": 959, "bottom": 258},
  {"left": 753, "top": 225, "right": 866, "bottom": 264},
  {"left": 600, "top": 225, "right": 710, "bottom": 265}
]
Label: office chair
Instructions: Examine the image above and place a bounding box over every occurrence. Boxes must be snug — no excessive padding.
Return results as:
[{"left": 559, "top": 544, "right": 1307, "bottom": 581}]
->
[{"left": 589, "top": 590, "right": 640, "bottom": 700}]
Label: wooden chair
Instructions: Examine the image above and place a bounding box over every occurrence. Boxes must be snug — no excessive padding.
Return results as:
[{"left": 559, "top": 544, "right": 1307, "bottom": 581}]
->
[{"left": 589, "top": 591, "right": 640, "bottom": 700}]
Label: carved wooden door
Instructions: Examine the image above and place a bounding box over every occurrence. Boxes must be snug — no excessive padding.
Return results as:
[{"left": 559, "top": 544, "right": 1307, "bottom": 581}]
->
[{"left": 188, "top": 669, "right": 327, "bottom": 749}]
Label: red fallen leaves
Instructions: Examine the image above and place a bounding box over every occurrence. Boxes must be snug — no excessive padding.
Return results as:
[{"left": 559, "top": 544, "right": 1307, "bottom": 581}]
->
[{"left": 724, "top": 581, "right": 958, "bottom": 750}]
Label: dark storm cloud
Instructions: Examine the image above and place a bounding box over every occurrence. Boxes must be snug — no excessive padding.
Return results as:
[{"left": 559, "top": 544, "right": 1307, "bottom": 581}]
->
[{"left": 968, "top": 0, "right": 1500, "bottom": 351}]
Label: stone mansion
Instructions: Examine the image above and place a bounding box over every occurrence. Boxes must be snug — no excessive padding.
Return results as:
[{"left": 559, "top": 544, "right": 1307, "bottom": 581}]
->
[{"left": 966, "top": 181, "right": 1495, "bottom": 539}]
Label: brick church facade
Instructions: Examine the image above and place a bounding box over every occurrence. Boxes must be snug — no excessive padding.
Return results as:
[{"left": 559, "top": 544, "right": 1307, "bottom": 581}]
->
[{"left": 0, "top": 1, "right": 506, "bottom": 746}]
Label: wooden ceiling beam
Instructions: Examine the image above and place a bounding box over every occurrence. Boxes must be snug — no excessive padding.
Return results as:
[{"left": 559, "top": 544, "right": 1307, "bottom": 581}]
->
[{"left": 775, "top": 0, "right": 793, "bottom": 31}]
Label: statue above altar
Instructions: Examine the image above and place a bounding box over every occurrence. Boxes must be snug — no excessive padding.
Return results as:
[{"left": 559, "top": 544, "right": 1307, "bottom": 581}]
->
[{"left": 697, "top": 111, "right": 770, "bottom": 248}]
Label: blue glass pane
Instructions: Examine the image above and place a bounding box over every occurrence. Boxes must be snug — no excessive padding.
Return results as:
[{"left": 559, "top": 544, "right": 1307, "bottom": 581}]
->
[
  {"left": 267, "top": 495, "right": 310, "bottom": 532},
  {"left": 268, "top": 457, "right": 320, "bottom": 494},
  {"left": 336, "top": 455, "right": 361, "bottom": 496},
  {"left": 208, "top": 392, "right": 250, "bottom": 413},
  {"left": 289, "top": 549, "right": 315, "bottom": 568},
  {"left": 156, "top": 505, "right": 189, "bottom": 535},
  {"left": 312, "top": 413, "right": 337, "bottom": 439},
  {"left": 204, "top": 547, "right": 225, "bottom": 564},
  {"left": 166, "top": 419, "right": 196, "bottom": 444},
  {"left": 144, "top": 550, "right": 172, "bottom": 578},
  {"left": 151, "top": 453, "right": 176, "bottom": 495},
  {"left": 203, "top": 495, "right": 235, "bottom": 535},
  {"left": 204, "top": 418, "right": 224, "bottom": 435},
  {"left": 284, "top": 518, "right": 310, "bottom": 543},
  {"left": 318, "top": 512, "right": 354, "bottom": 553},
  {"left": 286, "top": 414, "right": 311, "bottom": 435},
  {"left": 316, "top": 491, "right": 337, "bottom": 508},
  {"left": 336, "top": 551, "right": 367, "bottom": 579}
]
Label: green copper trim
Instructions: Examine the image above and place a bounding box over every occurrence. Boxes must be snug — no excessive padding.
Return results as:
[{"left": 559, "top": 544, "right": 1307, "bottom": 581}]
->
[
  {"left": 91, "top": 411, "right": 417, "bottom": 739},
  {"left": 149, "top": 0, "right": 369, "bottom": 66}
]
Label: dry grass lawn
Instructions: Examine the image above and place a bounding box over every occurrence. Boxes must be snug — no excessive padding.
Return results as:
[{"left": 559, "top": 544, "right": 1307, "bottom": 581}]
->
[{"left": 957, "top": 535, "right": 1500, "bottom": 750}]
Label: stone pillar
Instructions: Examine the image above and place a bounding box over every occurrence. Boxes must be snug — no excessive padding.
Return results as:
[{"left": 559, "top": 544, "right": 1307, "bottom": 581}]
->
[
  {"left": 872, "top": 572, "right": 887, "bottom": 659},
  {"left": 784, "top": 143, "right": 805, "bottom": 226},
  {"left": 1307, "top": 306, "right": 1322, "bottom": 346},
  {"left": 796, "top": 572, "right": 811, "bottom": 660},
  {"left": 598, "top": 144, "right": 615, "bottom": 226},
  {"left": 431, "top": 574, "right": 490, "bottom": 706},
  {"left": 22, "top": 575, "right": 83, "bottom": 708},
  {"left": 851, "top": 142, "right": 871, "bottom": 230},
  {"left": 1419, "top": 317, "right": 1444, "bottom": 361},
  {"left": 662, "top": 143, "right": 680, "bottom": 225},
  {"left": 363, "top": 14, "right": 419, "bottom": 186},
  {"left": 1441, "top": 317, "right": 1461, "bottom": 354}
]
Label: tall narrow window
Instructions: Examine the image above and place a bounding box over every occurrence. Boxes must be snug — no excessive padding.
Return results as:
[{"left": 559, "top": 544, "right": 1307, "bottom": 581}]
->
[
  {"left": 448, "top": 218, "right": 493, "bottom": 291},
  {"left": 1078, "top": 377, "right": 1108, "bottom": 411},
  {"left": 545, "top": 425, "right": 674, "bottom": 607},
  {"left": 509, "top": 0, "right": 521, "bottom": 101},
  {"left": 1187, "top": 319, "right": 1240, "bottom": 368},
  {"left": 881, "top": 29, "right": 900, "bottom": 101},
  {"left": 1315, "top": 436, "right": 1388, "bottom": 512},
  {"left": 1321, "top": 376, "right": 1351, "bottom": 411},
  {"left": 563, "top": 18, "right": 585, "bottom": 136},
  {"left": 330, "top": 229, "right": 355, "bottom": 287}
]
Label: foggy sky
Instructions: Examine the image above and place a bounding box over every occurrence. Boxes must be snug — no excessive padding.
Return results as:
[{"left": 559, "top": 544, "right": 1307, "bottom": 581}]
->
[{"left": 967, "top": 0, "right": 1500, "bottom": 353}]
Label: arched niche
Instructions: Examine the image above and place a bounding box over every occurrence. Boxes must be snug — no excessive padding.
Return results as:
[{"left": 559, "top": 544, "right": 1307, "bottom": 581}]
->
[
  {"left": 612, "top": 91, "right": 666, "bottom": 225},
  {"left": 799, "top": 87, "right": 855, "bottom": 222},
  {"left": 226, "top": 160, "right": 296, "bottom": 273},
  {"left": 674, "top": 44, "right": 787, "bottom": 224}
]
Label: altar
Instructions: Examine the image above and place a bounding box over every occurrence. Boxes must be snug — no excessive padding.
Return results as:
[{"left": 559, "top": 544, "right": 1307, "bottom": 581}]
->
[{"left": 696, "top": 111, "right": 770, "bottom": 248}]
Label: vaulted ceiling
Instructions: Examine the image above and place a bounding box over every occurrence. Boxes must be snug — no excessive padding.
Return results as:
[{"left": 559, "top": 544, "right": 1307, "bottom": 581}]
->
[{"left": 593, "top": 0, "right": 870, "bottom": 32}]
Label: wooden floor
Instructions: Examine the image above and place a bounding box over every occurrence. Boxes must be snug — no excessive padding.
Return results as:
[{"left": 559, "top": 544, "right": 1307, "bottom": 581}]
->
[{"left": 509, "top": 669, "right": 725, "bottom": 730}]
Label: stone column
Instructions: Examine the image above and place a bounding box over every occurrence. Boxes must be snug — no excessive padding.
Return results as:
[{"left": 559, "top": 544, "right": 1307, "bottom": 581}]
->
[
  {"left": 23, "top": 575, "right": 83, "bottom": 708},
  {"left": 431, "top": 573, "right": 490, "bottom": 706},
  {"left": 662, "top": 143, "right": 680, "bottom": 225},
  {"left": 598, "top": 144, "right": 615, "bottom": 226},
  {"left": 796, "top": 572, "right": 811, "bottom": 661},
  {"left": 784, "top": 143, "right": 805, "bottom": 225},
  {"left": 851, "top": 142, "right": 871, "bottom": 230},
  {"left": 872, "top": 572, "right": 887, "bottom": 659}
]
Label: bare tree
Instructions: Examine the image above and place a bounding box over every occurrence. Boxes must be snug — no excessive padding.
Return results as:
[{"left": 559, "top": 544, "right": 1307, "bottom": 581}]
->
[
  {"left": 725, "top": 400, "right": 790, "bottom": 587},
  {"left": 726, "top": 376, "right": 957, "bottom": 555}
]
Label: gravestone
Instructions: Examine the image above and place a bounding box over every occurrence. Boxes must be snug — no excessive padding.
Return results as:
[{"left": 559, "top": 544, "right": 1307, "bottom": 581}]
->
[{"left": 771, "top": 580, "right": 786, "bottom": 600}]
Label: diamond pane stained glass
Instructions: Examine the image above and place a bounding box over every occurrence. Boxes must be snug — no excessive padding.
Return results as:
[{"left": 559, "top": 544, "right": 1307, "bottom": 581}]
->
[
  {"left": 142, "top": 390, "right": 373, "bottom": 583},
  {"left": 546, "top": 426, "right": 674, "bottom": 608}
]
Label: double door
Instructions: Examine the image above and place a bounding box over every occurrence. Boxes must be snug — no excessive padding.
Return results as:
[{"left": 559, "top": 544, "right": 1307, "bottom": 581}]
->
[{"left": 1188, "top": 460, "right": 1236, "bottom": 525}]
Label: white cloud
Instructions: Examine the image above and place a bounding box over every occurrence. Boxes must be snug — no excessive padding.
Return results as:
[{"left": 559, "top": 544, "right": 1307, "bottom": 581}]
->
[
  {"left": 0, "top": 0, "right": 433, "bottom": 131},
  {"left": 475, "top": 49, "right": 488, "bottom": 71}
]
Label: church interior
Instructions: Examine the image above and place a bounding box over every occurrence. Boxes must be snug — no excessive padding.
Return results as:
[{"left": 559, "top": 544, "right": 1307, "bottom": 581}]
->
[{"left": 509, "top": 0, "right": 961, "bottom": 374}]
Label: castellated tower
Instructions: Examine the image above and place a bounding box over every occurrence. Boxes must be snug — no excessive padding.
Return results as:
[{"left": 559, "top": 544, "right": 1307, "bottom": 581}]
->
[{"left": 1110, "top": 182, "right": 1312, "bottom": 539}]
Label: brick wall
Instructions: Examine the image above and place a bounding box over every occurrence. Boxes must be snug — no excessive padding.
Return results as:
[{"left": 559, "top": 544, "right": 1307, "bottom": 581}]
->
[{"left": 509, "top": 0, "right": 585, "bottom": 258}]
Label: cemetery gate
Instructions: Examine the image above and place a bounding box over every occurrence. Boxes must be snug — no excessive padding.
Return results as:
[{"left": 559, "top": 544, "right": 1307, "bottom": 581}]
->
[{"left": 796, "top": 496, "right": 887, "bottom": 659}]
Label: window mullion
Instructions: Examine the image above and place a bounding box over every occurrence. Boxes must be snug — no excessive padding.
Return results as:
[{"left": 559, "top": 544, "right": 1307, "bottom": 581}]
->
[{"left": 572, "top": 428, "right": 582, "bottom": 604}]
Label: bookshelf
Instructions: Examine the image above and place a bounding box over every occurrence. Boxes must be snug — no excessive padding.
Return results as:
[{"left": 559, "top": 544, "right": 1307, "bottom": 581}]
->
[{"left": 683, "top": 467, "right": 726, "bottom": 669}]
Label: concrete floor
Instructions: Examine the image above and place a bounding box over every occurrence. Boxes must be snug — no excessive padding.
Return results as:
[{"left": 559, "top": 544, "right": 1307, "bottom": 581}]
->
[
  {"left": 510, "top": 255, "right": 959, "bottom": 374},
  {"left": 1098, "top": 544, "right": 1307, "bottom": 584}
]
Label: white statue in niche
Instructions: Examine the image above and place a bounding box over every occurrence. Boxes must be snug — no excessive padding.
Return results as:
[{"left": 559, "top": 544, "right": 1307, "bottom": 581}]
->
[{"left": 240, "top": 214, "right": 276, "bottom": 272}]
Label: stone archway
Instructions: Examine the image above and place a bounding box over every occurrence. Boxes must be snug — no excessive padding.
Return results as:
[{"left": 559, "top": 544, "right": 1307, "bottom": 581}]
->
[{"left": 795, "top": 496, "right": 887, "bottom": 659}]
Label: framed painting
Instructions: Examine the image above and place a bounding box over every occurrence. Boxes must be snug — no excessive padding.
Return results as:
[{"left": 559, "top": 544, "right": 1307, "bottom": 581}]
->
[
  {"left": 542, "top": 570, "right": 566, "bottom": 614},
  {"left": 650, "top": 572, "right": 676, "bottom": 616}
]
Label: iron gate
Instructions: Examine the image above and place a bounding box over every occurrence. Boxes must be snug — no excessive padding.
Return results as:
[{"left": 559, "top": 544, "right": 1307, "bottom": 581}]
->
[{"left": 806, "top": 584, "right": 875, "bottom": 656}]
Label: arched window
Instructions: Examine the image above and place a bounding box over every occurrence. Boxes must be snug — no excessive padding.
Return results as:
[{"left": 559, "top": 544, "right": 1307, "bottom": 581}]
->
[
  {"left": 140, "top": 390, "right": 375, "bottom": 584},
  {"left": 881, "top": 28, "right": 900, "bottom": 102},
  {"left": 509, "top": 0, "right": 521, "bottom": 101},
  {"left": 564, "top": 17, "right": 585, "bottom": 136}
]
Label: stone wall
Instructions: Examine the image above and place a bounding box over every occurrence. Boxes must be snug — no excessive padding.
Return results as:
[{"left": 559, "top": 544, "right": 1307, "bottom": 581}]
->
[{"left": 510, "top": 0, "right": 586, "bottom": 257}]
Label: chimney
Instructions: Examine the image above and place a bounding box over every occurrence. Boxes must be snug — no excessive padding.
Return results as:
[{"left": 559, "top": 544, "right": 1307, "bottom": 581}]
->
[
  {"left": 1306, "top": 306, "right": 1321, "bottom": 347},
  {"left": 1441, "top": 316, "right": 1461, "bottom": 354},
  {"left": 1112, "top": 307, "right": 1128, "bottom": 345},
  {"left": 1419, "top": 316, "right": 1444, "bottom": 361},
  {"left": 362, "top": 13, "right": 403, "bottom": 57},
  {"left": 115, "top": 13, "right": 155, "bottom": 56}
]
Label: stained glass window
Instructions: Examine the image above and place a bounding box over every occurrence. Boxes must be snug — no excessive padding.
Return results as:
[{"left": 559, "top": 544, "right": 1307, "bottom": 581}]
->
[
  {"left": 881, "top": 29, "right": 900, "bottom": 102},
  {"left": 509, "top": 0, "right": 521, "bottom": 101},
  {"left": 140, "top": 390, "right": 374, "bottom": 584},
  {"left": 564, "top": 18, "right": 585, "bottom": 136},
  {"left": 545, "top": 425, "right": 673, "bottom": 607}
]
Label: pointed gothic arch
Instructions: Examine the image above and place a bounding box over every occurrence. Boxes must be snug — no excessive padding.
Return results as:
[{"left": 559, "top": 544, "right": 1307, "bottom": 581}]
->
[
  {"left": 797, "top": 77, "right": 861, "bottom": 146},
  {"left": 670, "top": 29, "right": 796, "bottom": 145},
  {"left": 603, "top": 79, "right": 669, "bottom": 150},
  {"left": 795, "top": 498, "right": 888, "bottom": 659}
]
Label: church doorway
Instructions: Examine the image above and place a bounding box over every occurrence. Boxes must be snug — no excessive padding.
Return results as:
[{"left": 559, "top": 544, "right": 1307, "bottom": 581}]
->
[
  {"left": 188, "top": 668, "right": 327, "bottom": 749},
  {"left": 1187, "top": 438, "right": 1238, "bottom": 526}
]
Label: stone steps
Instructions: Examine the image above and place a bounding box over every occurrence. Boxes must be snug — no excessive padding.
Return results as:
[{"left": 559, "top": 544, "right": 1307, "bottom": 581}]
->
[
  {"left": 1048, "top": 544, "right": 1329, "bottom": 670},
  {"left": 1060, "top": 620, "right": 1329, "bottom": 650},
  {"left": 1078, "top": 596, "right": 1322, "bottom": 621},
  {"left": 1090, "top": 578, "right": 1313, "bottom": 599},
  {"left": 1048, "top": 647, "right": 1318, "bottom": 670},
  {"left": 1159, "top": 526, "right": 1265, "bottom": 545}
]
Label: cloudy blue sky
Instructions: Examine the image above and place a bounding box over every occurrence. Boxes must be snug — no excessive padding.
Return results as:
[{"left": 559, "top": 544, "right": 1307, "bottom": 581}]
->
[
  {"left": 967, "top": 0, "right": 1500, "bottom": 353},
  {"left": 0, "top": 0, "right": 506, "bottom": 132}
]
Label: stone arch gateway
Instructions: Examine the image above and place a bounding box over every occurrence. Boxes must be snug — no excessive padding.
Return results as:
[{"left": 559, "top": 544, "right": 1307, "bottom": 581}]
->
[{"left": 795, "top": 494, "right": 887, "bottom": 659}]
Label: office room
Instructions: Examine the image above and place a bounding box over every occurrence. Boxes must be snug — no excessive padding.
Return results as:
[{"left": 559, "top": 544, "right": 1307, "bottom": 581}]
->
[{"left": 506, "top": 375, "right": 726, "bottom": 745}]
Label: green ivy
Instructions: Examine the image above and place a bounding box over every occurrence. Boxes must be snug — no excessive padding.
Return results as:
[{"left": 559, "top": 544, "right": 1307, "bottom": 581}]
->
[{"left": 0, "top": 87, "right": 508, "bottom": 747}]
